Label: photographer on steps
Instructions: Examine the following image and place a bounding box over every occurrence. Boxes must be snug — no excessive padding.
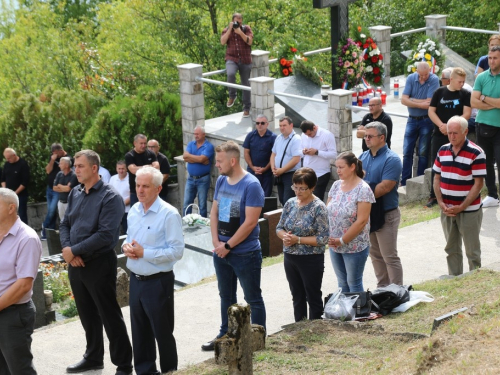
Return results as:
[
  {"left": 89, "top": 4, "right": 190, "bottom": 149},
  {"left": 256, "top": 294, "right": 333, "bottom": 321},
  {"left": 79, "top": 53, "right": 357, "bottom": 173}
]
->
[{"left": 221, "top": 12, "right": 253, "bottom": 118}]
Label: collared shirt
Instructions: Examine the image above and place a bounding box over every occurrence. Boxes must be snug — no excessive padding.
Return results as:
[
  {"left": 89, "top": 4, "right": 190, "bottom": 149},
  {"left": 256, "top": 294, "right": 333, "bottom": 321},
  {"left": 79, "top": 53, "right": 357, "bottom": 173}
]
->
[
  {"left": 433, "top": 140, "right": 486, "bottom": 212},
  {"left": 359, "top": 145, "right": 402, "bottom": 211},
  {"left": 271, "top": 130, "right": 302, "bottom": 172},
  {"left": 98, "top": 166, "right": 111, "bottom": 183},
  {"left": 0, "top": 218, "right": 42, "bottom": 304},
  {"left": 243, "top": 129, "right": 277, "bottom": 173},
  {"left": 475, "top": 55, "right": 488, "bottom": 74},
  {"left": 124, "top": 197, "right": 184, "bottom": 276},
  {"left": 1, "top": 157, "right": 30, "bottom": 197},
  {"left": 403, "top": 72, "right": 440, "bottom": 117},
  {"left": 186, "top": 139, "right": 214, "bottom": 177},
  {"left": 46, "top": 154, "right": 73, "bottom": 187},
  {"left": 301, "top": 127, "right": 337, "bottom": 177},
  {"left": 125, "top": 149, "right": 157, "bottom": 194},
  {"left": 53, "top": 170, "right": 78, "bottom": 202},
  {"left": 473, "top": 69, "right": 500, "bottom": 127},
  {"left": 361, "top": 111, "right": 393, "bottom": 151},
  {"left": 109, "top": 173, "right": 131, "bottom": 213},
  {"left": 222, "top": 25, "right": 254, "bottom": 64},
  {"left": 60, "top": 179, "right": 125, "bottom": 261}
]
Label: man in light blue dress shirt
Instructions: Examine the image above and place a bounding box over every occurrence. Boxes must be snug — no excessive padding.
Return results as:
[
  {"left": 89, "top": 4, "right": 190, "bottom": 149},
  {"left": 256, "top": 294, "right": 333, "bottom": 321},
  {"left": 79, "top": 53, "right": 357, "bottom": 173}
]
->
[{"left": 122, "top": 166, "right": 184, "bottom": 375}]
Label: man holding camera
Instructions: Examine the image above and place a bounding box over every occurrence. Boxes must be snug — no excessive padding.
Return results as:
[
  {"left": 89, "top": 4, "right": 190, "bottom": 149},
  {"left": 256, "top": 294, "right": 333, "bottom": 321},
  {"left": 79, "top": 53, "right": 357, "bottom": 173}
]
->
[{"left": 221, "top": 13, "right": 253, "bottom": 118}]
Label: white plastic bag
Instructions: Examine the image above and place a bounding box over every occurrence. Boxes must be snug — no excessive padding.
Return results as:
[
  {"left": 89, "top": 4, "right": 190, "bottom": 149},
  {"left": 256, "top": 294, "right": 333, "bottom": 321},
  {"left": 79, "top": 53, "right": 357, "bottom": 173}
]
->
[
  {"left": 391, "top": 291, "right": 434, "bottom": 313},
  {"left": 324, "top": 288, "right": 359, "bottom": 321}
]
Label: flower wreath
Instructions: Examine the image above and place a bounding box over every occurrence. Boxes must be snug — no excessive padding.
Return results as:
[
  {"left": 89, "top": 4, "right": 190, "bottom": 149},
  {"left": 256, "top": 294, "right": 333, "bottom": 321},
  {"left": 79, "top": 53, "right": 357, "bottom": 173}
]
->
[
  {"left": 335, "top": 37, "right": 363, "bottom": 89},
  {"left": 351, "top": 25, "right": 384, "bottom": 86},
  {"left": 275, "top": 44, "right": 324, "bottom": 85},
  {"left": 404, "top": 36, "right": 445, "bottom": 75}
]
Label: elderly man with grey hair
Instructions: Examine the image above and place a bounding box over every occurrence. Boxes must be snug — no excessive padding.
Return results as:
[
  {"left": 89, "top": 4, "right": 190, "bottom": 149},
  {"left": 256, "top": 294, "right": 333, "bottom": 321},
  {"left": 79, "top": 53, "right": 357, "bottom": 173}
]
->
[
  {"left": 433, "top": 116, "right": 486, "bottom": 276},
  {"left": 401, "top": 61, "right": 440, "bottom": 186},
  {"left": 123, "top": 166, "right": 184, "bottom": 374},
  {"left": 53, "top": 156, "right": 78, "bottom": 220},
  {"left": 0, "top": 188, "right": 42, "bottom": 374},
  {"left": 243, "top": 114, "right": 277, "bottom": 197},
  {"left": 359, "top": 122, "right": 403, "bottom": 288}
]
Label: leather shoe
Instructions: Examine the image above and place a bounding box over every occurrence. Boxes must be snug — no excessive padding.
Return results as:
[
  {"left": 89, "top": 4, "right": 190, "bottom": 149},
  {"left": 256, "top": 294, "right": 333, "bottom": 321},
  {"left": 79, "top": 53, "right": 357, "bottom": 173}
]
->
[
  {"left": 201, "top": 337, "right": 218, "bottom": 351},
  {"left": 66, "top": 358, "right": 104, "bottom": 373}
]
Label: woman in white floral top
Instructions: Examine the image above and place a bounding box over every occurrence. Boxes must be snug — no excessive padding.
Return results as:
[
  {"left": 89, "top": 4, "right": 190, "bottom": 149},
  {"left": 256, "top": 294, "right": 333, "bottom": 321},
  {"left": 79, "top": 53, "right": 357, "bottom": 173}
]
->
[
  {"left": 276, "top": 168, "right": 329, "bottom": 322},
  {"left": 327, "top": 152, "right": 375, "bottom": 293}
]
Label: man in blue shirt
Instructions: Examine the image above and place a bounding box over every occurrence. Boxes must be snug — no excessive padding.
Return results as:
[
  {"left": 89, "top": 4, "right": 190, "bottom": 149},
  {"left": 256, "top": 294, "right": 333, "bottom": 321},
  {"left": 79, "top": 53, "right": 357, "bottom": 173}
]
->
[
  {"left": 243, "top": 114, "right": 277, "bottom": 197},
  {"left": 401, "top": 62, "right": 440, "bottom": 185},
  {"left": 270, "top": 116, "right": 302, "bottom": 205},
  {"left": 359, "top": 122, "right": 404, "bottom": 288},
  {"left": 201, "top": 141, "right": 265, "bottom": 351},
  {"left": 123, "top": 166, "right": 184, "bottom": 374},
  {"left": 183, "top": 126, "right": 215, "bottom": 217}
]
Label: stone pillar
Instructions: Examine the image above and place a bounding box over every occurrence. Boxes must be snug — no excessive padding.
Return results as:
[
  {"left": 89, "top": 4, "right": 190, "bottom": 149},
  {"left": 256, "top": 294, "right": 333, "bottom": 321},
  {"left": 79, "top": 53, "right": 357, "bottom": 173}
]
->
[
  {"left": 251, "top": 50, "right": 270, "bottom": 79},
  {"left": 369, "top": 25, "right": 392, "bottom": 93},
  {"left": 498, "top": 22, "right": 500, "bottom": 32},
  {"left": 328, "top": 89, "right": 353, "bottom": 154},
  {"left": 177, "top": 63, "right": 205, "bottom": 149},
  {"left": 249, "top": 76, "right": 275, "bottom": 129},
  {"left": 425, "top": 15, "right": 448, "bottom": 44}
]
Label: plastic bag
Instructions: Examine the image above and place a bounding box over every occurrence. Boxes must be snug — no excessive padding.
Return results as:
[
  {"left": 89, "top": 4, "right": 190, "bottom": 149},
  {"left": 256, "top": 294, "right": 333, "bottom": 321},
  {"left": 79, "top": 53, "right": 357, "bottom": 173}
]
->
[
  {"left": 391, "top": 291, "right": 434, "bottom": 313},
  {"left": 324, "top": 288, "right": 359, "bottom": 321}
]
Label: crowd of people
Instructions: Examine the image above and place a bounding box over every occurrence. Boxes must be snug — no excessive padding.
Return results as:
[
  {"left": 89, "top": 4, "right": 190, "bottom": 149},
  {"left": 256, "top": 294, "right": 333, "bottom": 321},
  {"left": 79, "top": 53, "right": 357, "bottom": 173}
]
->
[{"left": 1, "top": 22, "right": 499, "bottom": 375}]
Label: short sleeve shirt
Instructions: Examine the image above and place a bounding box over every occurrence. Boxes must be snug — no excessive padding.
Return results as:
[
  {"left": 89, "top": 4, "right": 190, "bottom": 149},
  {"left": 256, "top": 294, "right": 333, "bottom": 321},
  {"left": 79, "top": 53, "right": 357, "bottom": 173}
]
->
[
  {"left": 473, "top": 70, "right": 500, "bottom": 127},
  {"left": 271, "top": 131, "right": 302, "bottom": 172},
  {"left": 222, "top": 25, "right": 254, "bottom": 64},
  {"left": 429, "top": 86, "right": 471, "bottom": 132},
  {"left": 214, "top": 173, "right": 264, "bottom": 254},
  {"left": 157, "top": 152, "right": 171, "bottom": 190},
  {"left": 403, "top": 72, "right": 440, "bottom": 117},
  {"left": 186, "top": 140, "right": 214, "bottom": 177},
  {"left": 243, "top": 129, "right": 276, "bottom": 173},
  {"left": 53, "top": 170, "right": 78, "bottom": 202},
  {"left": 360, "top": 111, "right": 393, "bottom": 151},
  {"left": 125, "top": 149, "right": 157, "bottom": 194},
  {"left": 327, "top": 180, "right": 375, "bottom": 254}
]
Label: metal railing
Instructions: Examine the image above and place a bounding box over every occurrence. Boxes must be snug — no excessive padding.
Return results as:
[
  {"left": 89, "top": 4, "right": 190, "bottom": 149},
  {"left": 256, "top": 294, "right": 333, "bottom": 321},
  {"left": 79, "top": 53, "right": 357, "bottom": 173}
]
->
[
  {"left": 345, "top": 105, "right": 409, "bottom": 119},
  {"left": 440, "top": 26, "right": 499, "bottom": 35},
  {"left": 195, "top": 76, "right": 251, "bottom": 91},
  {"left": 268, "top": 90, "right": 327, "bottom": 104},
  {"left": 390, "top": 27, "right": 429, "bottom": 38}
]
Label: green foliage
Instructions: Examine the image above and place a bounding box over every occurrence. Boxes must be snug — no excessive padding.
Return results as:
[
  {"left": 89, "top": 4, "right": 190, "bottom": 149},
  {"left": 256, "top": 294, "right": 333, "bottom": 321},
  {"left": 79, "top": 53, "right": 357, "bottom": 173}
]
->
[
  {"left": 83, "top": 86, "right": 183, "bottom": 168},
  {"left": 61, "top": 297, "right": 79, "bottom": 318},
  {"left": 40, "top": 263, "right": 72, "bottom": 303},
  {"left": 0, "top": 87, "right": 106, "bottom": 201}
]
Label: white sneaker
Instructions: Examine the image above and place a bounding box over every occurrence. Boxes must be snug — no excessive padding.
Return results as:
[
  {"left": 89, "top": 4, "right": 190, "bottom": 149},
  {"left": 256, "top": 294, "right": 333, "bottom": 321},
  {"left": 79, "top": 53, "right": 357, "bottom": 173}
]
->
[{"left": 482, "top": 196, "right": 499, "bottom": 208}]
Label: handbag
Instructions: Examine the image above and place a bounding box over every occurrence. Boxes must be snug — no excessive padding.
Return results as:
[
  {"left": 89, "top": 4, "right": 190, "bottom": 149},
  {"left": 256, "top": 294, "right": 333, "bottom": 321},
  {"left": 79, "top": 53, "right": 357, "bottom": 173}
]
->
[
  {"left": 324, "top": 290, "right": 374, "bottom": 318},
  {"left": 371, "top": 284, "right": 412, "bottom": 316}
]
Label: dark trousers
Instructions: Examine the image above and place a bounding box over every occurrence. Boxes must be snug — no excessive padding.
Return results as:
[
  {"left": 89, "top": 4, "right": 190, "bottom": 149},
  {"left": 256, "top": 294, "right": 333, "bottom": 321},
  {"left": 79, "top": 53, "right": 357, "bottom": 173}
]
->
[
  {"left": 249, "top": 170, "right": 274, "bottom": 197},
  {"left": 313, "top": 173, "right": 331, "bottom": 202},
  {"left": 18, "top": 194, "right": 28, "bottom": 225},
  {"left": 68, "top": 251, "right": 132, "bottom": 372},
  {"left": 284, "top": 252, "right": 324, "bottom": 322},
  {"left": 130, "top": 271, "right": 177, "bottom": 374},
  {"left": 121, "top": 212, "right": 128, "bottom": 235},
  {"left": 476, "top": 123, "right": 500, "bottom": 199},
  {"left": 130, "top": 193, "right": 139, "bottom": 208},
  {"left": 277, "top": 172, "right": 295, "bottom": 206},
  {"left": 0, "top": 301, "right": 37, "bottom": 375},
  {"left": 429, "top": 132, "right": 449, "bottom": 199}
]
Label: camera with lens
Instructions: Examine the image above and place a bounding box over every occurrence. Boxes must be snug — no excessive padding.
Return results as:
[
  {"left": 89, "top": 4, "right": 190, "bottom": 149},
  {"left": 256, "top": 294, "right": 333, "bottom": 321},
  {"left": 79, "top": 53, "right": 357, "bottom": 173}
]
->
[{"left": 233, "top": 21, "right": 240, "bottom": 29}]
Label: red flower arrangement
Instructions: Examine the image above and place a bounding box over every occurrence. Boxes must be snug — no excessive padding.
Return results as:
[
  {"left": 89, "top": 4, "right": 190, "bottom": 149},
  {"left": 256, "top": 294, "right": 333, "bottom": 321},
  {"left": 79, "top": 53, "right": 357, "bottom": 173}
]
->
[{"left": 351, "top": 26, "right": 385, "bottom": 87}]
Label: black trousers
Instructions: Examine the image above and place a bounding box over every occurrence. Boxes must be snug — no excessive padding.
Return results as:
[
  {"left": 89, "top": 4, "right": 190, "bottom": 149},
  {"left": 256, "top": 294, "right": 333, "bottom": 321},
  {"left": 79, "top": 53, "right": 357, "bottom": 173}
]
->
[
  {"left": 284, "top": 252, "right": 325, "bottom": 322},
  {"left": 277, "top": 172, "right": 294, "bottom": 206},
  {"left": 476, "top": 123, "right": 500, "bottom": 199},
  {"left": 429, "top": 132, "right": 449, "bottom": 199},
  {"left": 313, "top": 173, "right": 331, "bottom": 202},
  {"left": 130, "top": 271, "right": 177, "bottom": 374},
  {"left": 68, "top": 251, "right": 132, "bottom": 372},
  {"left": 0, "top": 301, "right": 36, "bottom": 375}
]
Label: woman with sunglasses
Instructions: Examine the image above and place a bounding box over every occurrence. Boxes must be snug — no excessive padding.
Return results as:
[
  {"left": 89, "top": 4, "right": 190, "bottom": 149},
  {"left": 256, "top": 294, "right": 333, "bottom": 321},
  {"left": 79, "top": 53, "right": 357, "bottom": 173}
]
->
[
  {"left": 327, "top": 152, "right": 375, "bottom": 293},
  {"left": 276, "top": 167, "right": 329, "bottom": 322}
]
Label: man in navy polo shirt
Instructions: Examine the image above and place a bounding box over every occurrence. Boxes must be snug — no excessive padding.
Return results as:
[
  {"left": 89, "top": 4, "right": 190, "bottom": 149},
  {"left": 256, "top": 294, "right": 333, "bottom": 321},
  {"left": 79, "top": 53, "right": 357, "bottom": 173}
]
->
[
  {"left": 401, "top": 62, "right": 440, "bottom": 185},
  {"left": 183, "top": 126, "right": 215, "bottom": 217},
  {"left": 243, "top": 114, "right": 277, "bottom": 197}
]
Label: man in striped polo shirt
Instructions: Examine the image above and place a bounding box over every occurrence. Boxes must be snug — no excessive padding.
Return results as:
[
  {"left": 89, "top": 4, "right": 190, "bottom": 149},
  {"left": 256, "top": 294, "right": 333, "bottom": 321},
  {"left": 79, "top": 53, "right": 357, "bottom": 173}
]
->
[{"left": 433, "top": 116, "right": 486, "bottom": 276}]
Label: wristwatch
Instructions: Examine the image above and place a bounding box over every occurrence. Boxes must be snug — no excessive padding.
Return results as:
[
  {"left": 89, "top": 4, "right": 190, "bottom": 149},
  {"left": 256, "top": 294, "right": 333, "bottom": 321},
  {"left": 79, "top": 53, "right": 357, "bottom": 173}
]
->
[
  {"left": 480, "top": 94, "right": 486, "bottom": 102},
  {"left": 224, "top": 243, "right": 232, "bottom": 251},
  {"left": 314, "top": 150, "right": 319, "bottom": 155}
]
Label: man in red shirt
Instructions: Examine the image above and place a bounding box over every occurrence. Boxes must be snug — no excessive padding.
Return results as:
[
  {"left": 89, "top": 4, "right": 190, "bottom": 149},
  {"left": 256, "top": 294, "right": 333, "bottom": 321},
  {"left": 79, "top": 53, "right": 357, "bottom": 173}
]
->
[{"left": 221, "top": 13, "right": 253, "bottom": 118}]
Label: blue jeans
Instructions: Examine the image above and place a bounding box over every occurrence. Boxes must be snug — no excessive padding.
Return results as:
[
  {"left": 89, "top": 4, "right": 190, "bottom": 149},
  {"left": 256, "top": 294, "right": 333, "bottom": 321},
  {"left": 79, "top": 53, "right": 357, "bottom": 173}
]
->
[
  {"left": 183, "top": 174, "right": 210, "bottom": 217},
  {"left": 43, "top": 186, "right": 59, "bottom": 229},
  {"left": 213, "top": 250, "right": 266, "bottom": 337},
  {"left": 401, "top": 117, "right": 433, "bottom": 185},
  {"left": 329, "top": 246, "right": 369, "bottom": 293}
]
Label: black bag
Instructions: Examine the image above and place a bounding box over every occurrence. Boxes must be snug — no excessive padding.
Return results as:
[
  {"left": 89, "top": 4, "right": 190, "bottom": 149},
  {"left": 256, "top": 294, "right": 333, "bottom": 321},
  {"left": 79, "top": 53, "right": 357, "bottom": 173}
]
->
[
  {"left": 324, "top": 290, "right": 373, "bottom": 318},
  {"left": 478, "top": 123, "right": 499, "bottom": 138},
  {"left": 371, "top": 284, "right": 412, "bottom": 316}
]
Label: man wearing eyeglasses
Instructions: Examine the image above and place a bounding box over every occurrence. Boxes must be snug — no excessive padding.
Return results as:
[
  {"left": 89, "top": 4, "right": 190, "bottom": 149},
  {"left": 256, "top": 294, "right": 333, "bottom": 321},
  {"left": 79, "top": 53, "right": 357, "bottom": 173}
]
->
[
  {"left": 359, "top": 122, "right": 403, "bottom": 288},
  {"left": 147, "top": 139, "right": 171, "bottom": 202},
  {"left": 243, "top": 115, "right": 277, "bottom": 197},
  {"left": 356, "top": 97, "right": 393, "bottom": 152}
]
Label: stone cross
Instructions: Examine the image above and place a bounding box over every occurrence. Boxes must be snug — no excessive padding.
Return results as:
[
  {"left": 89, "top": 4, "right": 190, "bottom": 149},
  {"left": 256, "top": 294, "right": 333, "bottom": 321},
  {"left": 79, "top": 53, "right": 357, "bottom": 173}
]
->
[
  {"left": 215, "top": 304, "right": 266, "bottom": 375},
  {"left": 313, "top": 0, "right": 359, "bottom": 89}
]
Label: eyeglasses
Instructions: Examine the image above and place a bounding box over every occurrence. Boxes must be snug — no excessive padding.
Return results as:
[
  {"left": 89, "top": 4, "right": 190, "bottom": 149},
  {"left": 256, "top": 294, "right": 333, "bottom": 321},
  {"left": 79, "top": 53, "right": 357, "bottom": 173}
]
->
[
  {"left": 291, "top": 185, "right": 310, "bottom": 192},
  {"left": 255, "top": 122, "right": 267, "bottom": 125},
  {"left": 368, "top": 104, "right": 380, "bottom": 107},
  {"left": 363, "top": 134, "right": 382, "bottom": 140}
]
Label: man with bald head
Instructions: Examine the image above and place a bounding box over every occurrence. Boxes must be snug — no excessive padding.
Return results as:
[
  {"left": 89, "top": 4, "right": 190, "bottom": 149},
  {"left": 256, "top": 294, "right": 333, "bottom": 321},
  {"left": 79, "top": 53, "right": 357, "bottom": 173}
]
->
[
  {"left": 147, "top": 139, "right": 171, "bottom": 202},
  {"left": 401, "top": 61, "right": 440, "bottom": 185},
  {"left": 357, "top": 97, "right": 393, "bottom": 152},
  {"left": 1, "top": 148, "right": 30, "bottom": 224}
]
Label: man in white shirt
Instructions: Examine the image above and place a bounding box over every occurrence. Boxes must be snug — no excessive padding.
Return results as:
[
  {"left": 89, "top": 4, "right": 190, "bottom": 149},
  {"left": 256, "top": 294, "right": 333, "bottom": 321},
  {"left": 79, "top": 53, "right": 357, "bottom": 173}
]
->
[
  {"left": 300, "top": 120, "right": 337, "bottom": 201},
  {"left": 109, "top": 160, "right": 130, "bottom": 234}
]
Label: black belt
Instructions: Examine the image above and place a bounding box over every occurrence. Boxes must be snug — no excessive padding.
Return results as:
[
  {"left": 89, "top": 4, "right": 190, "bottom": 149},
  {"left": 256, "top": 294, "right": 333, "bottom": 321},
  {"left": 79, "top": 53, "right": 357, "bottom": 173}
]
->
[
  {"left": 0, "top": 301, "right": 31, "bottom": 313},
  {"left": 133, "top": 271, "right": 171, "bottom": 281},
  {"left": 409, "top": 115, "right": 429, "bottom": 120},
  {"left": 59, "top": 201, "right": 67, "bottom": 204},
  {"left": 385, "top": 207, "right": 398, "bottom": 213},
  {"left": 190, "top": 173, "right": 209, "bottom": 180}
]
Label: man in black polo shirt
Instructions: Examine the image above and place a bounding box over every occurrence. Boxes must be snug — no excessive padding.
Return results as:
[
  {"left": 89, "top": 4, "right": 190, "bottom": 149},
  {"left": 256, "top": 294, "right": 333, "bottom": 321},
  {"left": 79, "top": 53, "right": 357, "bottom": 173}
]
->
[
  {"left": 125, "top": 134, "right": 159, "bottom": 207},
  {"left": 356, "top": 97, "right": 393, "bottom": 152},
  {"left": 60, "top": 149, "right": 133, "bottom": 375},
  {"left": 53, "top": 156, "right": 78, "bottom": 220},
  {"left": 1, "top": 148, "right": 30, "bottom": 224},
  {"left": 147, "top": 139, "right": 171, "bottom": 201}
]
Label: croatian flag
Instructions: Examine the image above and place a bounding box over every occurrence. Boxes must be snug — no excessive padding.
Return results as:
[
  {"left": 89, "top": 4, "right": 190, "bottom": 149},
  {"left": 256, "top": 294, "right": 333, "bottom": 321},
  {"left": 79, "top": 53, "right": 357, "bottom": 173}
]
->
[
  {"left": 361, "top": 77, "right": 370, "bottom": 88},
  {"left": 341, "top": 80, "right": 349, "bottom": 90}
]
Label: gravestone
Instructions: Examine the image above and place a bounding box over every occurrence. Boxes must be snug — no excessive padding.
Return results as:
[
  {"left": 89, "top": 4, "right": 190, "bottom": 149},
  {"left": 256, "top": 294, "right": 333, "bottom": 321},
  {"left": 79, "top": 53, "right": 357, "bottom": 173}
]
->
[
  {"left": 264, "top": 209, "right": 284, "bottom": 257},
  {"left": 215, "top": 304, "right": 266, "bottom": 375},
  {"left": 116, "top": 267, "right": 129, "bottom": 308}
]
